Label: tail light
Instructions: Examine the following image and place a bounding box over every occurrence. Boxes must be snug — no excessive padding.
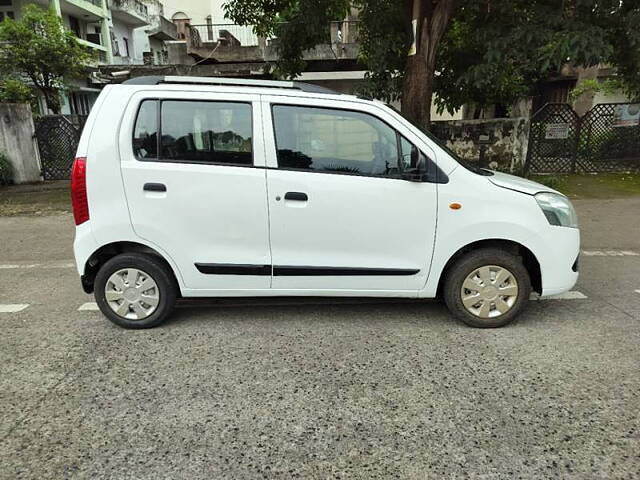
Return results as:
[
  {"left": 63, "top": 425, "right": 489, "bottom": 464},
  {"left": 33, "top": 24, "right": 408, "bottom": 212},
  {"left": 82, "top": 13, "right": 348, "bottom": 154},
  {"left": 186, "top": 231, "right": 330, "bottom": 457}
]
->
[{"left": 70, "top": 157, "right": 89, "bottom": 225}]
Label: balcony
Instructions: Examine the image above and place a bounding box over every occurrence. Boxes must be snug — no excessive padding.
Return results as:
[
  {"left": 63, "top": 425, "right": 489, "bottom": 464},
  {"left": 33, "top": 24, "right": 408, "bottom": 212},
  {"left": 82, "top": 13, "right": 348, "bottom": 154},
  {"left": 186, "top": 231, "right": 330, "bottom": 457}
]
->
[
  {"left": 109, "top": 0, "right": 150, "bottom": 27},
  {"left": 188, "top": 21, "right": 359, "bottom": 49},
  {"left": 148, "top": 16, "right": 178, "bottom": 41},
  {"left": 62, "top": 0, "right": 105, "bottom": 19},
  {"left": 182, "top": 21, "right": 360, "bottom": 64}
]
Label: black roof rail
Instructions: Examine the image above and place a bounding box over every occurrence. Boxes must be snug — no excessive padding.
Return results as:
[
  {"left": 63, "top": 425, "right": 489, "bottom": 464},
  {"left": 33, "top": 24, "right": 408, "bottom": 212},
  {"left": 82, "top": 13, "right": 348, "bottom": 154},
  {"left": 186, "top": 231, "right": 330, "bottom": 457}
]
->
[{"left": 122, "top": 76, "right": 339, "bottom": 95}]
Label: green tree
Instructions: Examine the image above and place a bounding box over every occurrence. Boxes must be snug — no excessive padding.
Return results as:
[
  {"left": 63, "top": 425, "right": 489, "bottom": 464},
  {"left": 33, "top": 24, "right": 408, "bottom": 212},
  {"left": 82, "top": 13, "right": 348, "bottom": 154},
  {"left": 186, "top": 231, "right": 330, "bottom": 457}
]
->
[
  {"left": 433, "top": 0, "right": 640, "bottom": 118},
  {"left": 0, "top": 5, "right": 93, "bottom": 114},
  {"left": 223, "top": 0, "right": 640, "bottom": 128}
]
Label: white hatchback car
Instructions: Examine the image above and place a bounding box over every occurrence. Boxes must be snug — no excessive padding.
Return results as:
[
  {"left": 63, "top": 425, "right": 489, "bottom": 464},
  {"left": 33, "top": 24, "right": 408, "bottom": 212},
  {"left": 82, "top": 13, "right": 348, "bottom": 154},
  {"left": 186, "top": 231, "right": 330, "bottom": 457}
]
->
[{"left": 71, "top": 76, "right": 579, "bottom": 329}]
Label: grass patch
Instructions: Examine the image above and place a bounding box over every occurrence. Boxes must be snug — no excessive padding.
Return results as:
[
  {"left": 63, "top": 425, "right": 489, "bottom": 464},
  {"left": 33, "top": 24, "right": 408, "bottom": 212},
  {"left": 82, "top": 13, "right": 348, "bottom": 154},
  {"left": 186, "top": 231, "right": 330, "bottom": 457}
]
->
[
  {"left": 530, "top": 173, "right": 640, "bottom": 199},
  {"left": 0, "top": 181, "right": 70, "bottom": 216}
]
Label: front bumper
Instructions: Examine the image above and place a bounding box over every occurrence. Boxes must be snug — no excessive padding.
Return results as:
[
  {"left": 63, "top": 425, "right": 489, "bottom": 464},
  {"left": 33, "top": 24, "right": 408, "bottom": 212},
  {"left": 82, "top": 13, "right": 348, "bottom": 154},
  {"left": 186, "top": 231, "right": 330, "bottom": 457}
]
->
[{"left": 536, "top": 227, "right": 580, "bottom": 297}]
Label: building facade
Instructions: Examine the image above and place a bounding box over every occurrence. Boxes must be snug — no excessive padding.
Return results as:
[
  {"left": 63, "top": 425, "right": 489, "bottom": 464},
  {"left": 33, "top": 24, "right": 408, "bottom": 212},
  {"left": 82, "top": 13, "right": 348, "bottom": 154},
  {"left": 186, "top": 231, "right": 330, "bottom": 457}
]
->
[{"left": 2, "top": 0, "right": 177, "bottom": 114}]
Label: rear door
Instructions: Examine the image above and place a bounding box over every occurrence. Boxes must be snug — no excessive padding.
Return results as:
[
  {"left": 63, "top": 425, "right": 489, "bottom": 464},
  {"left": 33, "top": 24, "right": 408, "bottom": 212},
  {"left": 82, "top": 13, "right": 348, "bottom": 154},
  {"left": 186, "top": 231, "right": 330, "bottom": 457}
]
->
[
  {"left": 262, "top": 96, "right": 438, "bottom": 293},
  {"left": 118, "top": 90, "right": 271, "bottom": 292}
]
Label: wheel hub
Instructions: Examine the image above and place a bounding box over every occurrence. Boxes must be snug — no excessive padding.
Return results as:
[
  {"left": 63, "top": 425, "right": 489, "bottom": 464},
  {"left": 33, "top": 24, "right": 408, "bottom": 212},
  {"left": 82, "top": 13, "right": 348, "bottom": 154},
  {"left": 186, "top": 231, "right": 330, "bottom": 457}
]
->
[
  {"left": 104, "top": 268, "right": 160, "bottom": 321},
  {"left": 481, "top": 285, "right": 498, "bottom": 300},
  {"left": 460, "top": 265, "right": 519, "bottom": 319},
  {"left": 123, "top": 287, "right": 139, "bottom": 302}
]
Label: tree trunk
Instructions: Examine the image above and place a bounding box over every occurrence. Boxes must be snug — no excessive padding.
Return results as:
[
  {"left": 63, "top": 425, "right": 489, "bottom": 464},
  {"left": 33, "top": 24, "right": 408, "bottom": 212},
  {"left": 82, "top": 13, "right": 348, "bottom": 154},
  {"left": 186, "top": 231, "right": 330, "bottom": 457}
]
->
[
  {"left": 41, "top": 88, "right": 61, "bottom": 114},
  {"left": 401, "top": 0, "right": 455, "bottom": 130}
]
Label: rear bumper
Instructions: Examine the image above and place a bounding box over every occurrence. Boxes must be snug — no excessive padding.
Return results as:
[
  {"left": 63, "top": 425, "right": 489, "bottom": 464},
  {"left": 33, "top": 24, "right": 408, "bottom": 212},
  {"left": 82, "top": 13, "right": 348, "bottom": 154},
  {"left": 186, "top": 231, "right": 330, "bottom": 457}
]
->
[{"left": 73, "top": 221, "right": 97, "bottom": 276}]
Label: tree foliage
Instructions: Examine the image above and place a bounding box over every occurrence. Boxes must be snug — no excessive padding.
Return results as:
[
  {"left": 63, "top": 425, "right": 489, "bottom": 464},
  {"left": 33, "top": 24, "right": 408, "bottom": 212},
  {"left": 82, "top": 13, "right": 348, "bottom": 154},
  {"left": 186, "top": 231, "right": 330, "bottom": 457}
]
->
[
  {"left": 0, "top": 5, "right": 93, "bottom": 114},
  {"left": 0, "top": 78, "right": 36, "bottom": 106},
  {"left": 223, "top": 0, "right": 640, "bottom": 127},
  {"left": 434, "top": 0, "right": 640, "bottom": 116}
]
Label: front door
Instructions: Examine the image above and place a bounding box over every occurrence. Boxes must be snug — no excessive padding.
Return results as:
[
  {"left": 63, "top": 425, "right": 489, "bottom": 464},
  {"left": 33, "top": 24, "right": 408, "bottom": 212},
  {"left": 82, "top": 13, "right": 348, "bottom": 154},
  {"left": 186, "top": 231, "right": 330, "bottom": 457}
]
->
[
  {"left": 262, "top": 98, "right": 438, "bottom": 293},
  {"left": 119, "top": 91, "right": 271, "bottom": 292}
]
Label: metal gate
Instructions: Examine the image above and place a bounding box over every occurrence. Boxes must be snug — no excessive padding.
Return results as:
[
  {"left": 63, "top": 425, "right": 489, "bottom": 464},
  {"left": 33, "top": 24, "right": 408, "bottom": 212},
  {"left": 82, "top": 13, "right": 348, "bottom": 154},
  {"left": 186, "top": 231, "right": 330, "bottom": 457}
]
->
[
  {"left": 34, "top": 115, "right": 82, "bottom": 180},
  {"left": 578, "top": 103, "right": 640, "bottom": 172},
  {"left": 524, "top": 103, "right": 581, "bottom": 173},
  {"left": 525, "top": 102, "right": 640, "bottom": 173}
]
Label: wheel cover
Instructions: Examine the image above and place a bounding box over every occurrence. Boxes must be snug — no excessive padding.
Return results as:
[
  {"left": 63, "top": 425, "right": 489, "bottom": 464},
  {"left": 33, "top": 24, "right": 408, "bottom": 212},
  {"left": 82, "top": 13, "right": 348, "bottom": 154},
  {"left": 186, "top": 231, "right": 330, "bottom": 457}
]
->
[
  {"left": 105, "top": 268, "right": 160, "bottom": 321},
  {"left": 460, "top": 265, "right": 519, "bottom": 319}
]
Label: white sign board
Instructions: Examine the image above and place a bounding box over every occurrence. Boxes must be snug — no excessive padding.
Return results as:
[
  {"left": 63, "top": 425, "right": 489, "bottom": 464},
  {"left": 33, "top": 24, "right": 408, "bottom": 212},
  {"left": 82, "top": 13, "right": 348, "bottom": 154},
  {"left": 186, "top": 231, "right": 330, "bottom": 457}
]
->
[
  {"left": 545, "top": 123, "right": 570, "bottom": 140},
  {"left": 613, "top": 104, "right": 640, "bottom": 127}
]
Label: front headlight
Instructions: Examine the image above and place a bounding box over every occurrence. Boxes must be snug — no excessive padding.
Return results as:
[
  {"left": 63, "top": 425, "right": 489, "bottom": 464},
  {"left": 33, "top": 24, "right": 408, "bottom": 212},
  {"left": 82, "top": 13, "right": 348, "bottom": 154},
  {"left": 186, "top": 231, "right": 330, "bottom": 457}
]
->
[{"left": 535, "top": 192, "right": 578, "bottom": 228}]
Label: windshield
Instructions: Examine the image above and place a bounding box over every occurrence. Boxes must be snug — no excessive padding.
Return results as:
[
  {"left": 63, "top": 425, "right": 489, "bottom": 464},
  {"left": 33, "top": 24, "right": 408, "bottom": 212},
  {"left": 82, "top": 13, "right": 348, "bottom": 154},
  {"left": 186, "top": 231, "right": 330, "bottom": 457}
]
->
[{"left": 385, "top": 104, "right": 494, "bottom": 176}]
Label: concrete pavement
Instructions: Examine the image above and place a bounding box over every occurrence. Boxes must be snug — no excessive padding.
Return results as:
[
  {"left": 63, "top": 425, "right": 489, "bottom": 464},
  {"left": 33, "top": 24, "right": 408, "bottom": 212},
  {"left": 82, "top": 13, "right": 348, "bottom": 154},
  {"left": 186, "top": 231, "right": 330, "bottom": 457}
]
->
[{"left": 0, "top": 198, "right": 639, "bottom": 479}]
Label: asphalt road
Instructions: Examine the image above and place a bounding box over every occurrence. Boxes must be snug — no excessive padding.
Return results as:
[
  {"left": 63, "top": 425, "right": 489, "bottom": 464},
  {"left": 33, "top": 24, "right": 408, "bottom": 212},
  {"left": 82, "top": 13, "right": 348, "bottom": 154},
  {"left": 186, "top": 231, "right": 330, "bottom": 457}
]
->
[{"left": 1, "top": 198, "right": 639, "bottom": 479}]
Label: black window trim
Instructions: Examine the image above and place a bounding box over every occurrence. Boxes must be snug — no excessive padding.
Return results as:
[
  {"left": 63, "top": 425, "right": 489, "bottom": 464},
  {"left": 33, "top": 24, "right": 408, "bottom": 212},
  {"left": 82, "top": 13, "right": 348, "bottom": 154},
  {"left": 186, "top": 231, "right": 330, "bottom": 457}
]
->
[
  {"left": 269, "top": 103, "right": 446, "bottom": 183},
  {"left": 132, "top": 97, "right": 256, "bottom": 168}
]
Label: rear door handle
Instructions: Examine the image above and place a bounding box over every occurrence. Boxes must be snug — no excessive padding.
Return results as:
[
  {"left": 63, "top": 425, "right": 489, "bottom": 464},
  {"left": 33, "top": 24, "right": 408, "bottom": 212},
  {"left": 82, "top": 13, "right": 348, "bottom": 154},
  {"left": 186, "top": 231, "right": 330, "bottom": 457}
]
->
[
  {"left": 284, "top": 192, "right": 308, "bottom": 201},
  {"left": 143, "top": 183, "right": 166, "bottom": 192}
]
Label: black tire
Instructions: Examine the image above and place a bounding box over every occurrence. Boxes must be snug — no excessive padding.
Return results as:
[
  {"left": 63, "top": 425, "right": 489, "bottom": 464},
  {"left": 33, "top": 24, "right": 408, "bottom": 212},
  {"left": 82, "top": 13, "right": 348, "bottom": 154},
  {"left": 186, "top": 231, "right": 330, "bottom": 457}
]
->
[
  {"left": 443, "top": 248, "right": 532, "bottom": 328},
  {"left": 94, "top": 253, "right": 177, "bottom": 329}
]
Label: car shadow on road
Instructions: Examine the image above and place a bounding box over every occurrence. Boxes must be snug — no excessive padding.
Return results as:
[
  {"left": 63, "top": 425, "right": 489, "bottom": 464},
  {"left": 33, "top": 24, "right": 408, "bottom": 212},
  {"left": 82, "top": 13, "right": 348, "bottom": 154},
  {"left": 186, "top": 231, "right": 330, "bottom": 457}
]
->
[
  {"left": 164, "top": 297, "right": 456, "bottom": 329},
  {"left": 156, "top": 296, "right": 566, "bottom": 331}
]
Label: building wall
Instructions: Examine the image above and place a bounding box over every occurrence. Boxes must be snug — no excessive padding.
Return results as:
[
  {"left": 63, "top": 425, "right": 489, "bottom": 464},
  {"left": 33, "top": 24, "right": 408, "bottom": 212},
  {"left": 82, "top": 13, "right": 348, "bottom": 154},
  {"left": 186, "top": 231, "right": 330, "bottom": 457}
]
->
[
  {"left": 0, "top": 103, "right": 42, "bottom": 183},
  {"left": 132, "top": 0, "right": 164, "bottom": 63},
  {"left": 430, "top": 117, "right": 530, "bottom": 172},
  {"left": 111, "top": 18, "right": 142, "bottom": 64},
  {"left": 593, "top": 90, "right": 634, "bottom": 105},
  {"left": 161, "top": 0, "right": 211, "bottom": 26}
]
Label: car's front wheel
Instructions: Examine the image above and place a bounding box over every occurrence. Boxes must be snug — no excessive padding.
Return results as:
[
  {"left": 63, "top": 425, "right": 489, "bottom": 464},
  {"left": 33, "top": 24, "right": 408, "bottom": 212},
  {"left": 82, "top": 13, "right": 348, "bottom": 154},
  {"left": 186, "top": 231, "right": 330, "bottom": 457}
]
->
[
  {"left": 443, "top": 248, "right": 532, "bottom": 328},
  {"left": 94, "top": 253, "right": 177, "bottom": 329}
]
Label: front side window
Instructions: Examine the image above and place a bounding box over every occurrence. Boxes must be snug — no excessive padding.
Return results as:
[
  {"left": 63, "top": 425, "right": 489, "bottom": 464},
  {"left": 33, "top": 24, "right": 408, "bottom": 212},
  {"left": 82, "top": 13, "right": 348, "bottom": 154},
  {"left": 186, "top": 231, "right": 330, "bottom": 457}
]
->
[{"left": 272, "top": 105, "right": 402, "bottom": 177}]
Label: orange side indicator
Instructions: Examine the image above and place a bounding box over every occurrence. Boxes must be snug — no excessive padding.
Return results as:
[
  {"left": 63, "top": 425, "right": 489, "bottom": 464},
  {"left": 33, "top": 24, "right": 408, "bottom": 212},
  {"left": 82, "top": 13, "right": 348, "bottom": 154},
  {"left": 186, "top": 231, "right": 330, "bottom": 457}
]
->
[{"left": 449, "top": 203, "right": 462, "bottom": 210}]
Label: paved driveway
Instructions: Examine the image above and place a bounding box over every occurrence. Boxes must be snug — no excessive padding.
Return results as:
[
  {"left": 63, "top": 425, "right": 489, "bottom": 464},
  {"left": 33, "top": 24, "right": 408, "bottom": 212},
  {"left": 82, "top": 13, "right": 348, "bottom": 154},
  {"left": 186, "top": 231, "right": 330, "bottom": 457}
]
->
[{"left": 1, "top": 198, "right": 639, "bottom": 479}]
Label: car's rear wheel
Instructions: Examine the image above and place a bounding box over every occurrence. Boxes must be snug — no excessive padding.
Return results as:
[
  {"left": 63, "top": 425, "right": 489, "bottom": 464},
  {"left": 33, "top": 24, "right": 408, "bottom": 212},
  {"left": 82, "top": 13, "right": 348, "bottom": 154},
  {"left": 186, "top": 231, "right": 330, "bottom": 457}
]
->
[
  {"left": 94, "top": 253, "right": 177, "bottom": 329},
  {"left": 443, "top": 248, "right": 532, "bottom": 328}
]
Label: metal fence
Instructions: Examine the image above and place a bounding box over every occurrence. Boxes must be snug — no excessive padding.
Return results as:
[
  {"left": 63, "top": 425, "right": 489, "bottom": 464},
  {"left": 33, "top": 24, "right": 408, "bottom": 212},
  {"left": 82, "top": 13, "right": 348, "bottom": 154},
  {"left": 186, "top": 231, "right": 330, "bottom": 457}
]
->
[
  {"left": 34, "top": 115, "right": 86, "bottom": 180},
  {"left": 525, "top": 102, "right": 640, "bottom": 173}
]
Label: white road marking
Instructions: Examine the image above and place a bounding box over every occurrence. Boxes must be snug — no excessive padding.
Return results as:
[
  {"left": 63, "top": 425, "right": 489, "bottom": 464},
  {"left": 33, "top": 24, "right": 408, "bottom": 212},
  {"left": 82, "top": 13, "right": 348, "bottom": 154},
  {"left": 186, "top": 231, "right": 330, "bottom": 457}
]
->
[
  {"left": 0, "top": 304, "right": 29, "bottom": 313},
  {"left": 635, "top": 290, "right": 640, "bottom": 295},
  {"left": 531, "top": 291, "right": 588, "bottom": 300},
  {"left": 78, "top": 302, "right": 100, "bottom": 311},
  {"left": 581, "top": 250, "right": 639, "bottom": 257},
  {"left": 0, "top": 261, "right": 75, "bottom": 270}
]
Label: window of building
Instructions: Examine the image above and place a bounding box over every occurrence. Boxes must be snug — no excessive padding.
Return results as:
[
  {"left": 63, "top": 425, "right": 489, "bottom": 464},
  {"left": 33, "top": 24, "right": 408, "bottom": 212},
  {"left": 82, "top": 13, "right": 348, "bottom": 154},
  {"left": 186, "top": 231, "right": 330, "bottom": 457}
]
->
[
  {"left": 272, "top": 105, "right": 405, "bottom": 177},
  {"left": 0, "top": 0, "right": 13, "bottom": 17},
  {"left": 133, "top": 100, "right": 253, "bottom": 165},
  {"left": 122, "top": 37, "right": 129, "bottom": 57},
  {"left": 68, "top": 15, "right": 81, "bottom": 37}
]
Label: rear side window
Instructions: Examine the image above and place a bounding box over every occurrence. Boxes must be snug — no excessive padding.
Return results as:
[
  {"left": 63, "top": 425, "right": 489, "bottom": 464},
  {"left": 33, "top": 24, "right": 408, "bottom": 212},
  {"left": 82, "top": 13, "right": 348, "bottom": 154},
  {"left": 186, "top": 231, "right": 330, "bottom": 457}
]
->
[
  {"left": 272, "top": 105, "right": 400, "bottom": 177},
  {"left": 132, "top": 100, "right": 253, "bottom": 166}
]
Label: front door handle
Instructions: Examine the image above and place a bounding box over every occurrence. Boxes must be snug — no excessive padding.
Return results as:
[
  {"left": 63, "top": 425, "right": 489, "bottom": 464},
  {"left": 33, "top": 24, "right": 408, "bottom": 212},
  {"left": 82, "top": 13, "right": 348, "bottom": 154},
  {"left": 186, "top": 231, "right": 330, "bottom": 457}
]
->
[
  {"left": 284, "top": 192, "right": 308, "bottom": 201},
  {"left": 143, "top": 183, "right": 166, "bottom": 192}
]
